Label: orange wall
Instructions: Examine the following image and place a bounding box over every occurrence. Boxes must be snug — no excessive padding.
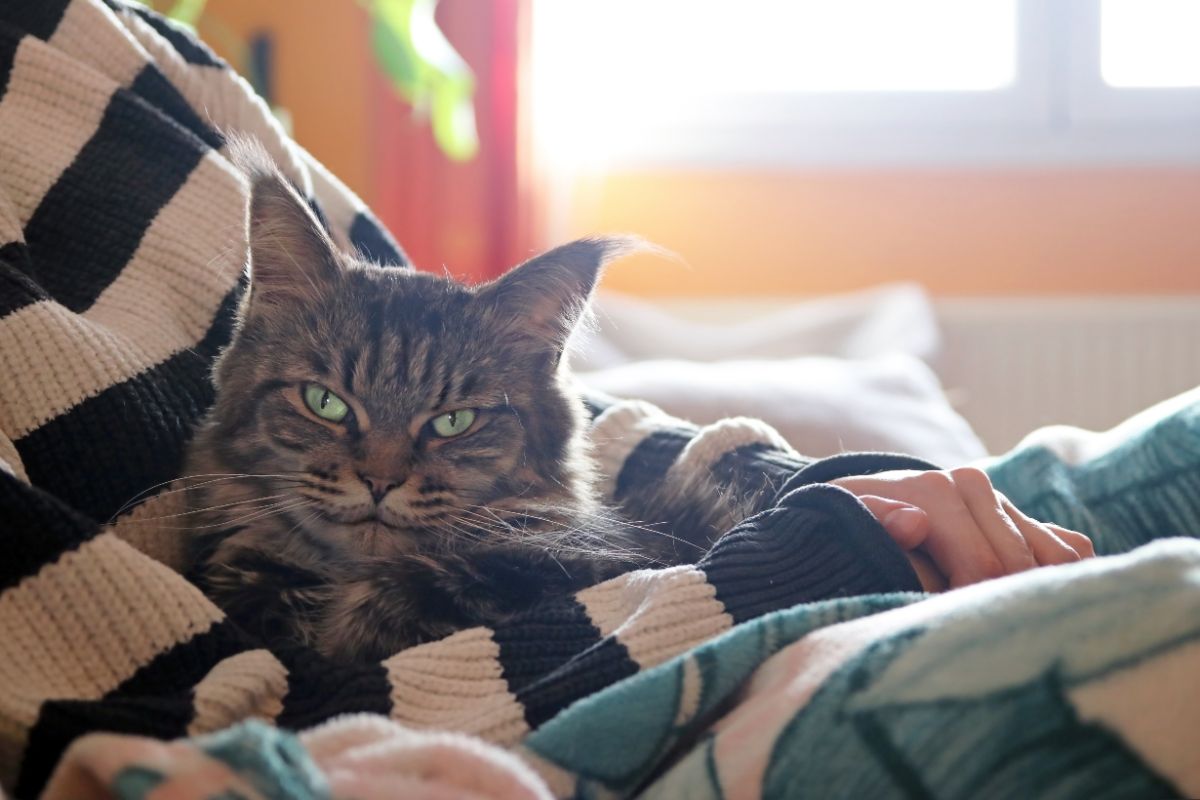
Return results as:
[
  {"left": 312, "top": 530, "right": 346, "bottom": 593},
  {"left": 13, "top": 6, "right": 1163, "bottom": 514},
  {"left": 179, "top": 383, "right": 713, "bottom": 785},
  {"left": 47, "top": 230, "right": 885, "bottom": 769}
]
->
[
  {"left": 568, "top": 167, "right": 1200, "bottom": 297},
  {"left": 201, "top": 0, "right": 375, "bottom": 203},
  {"left": 197, "top": 3, "right": 1200, "bottom": 298},
  {"left": 198, "top": 0, "right": 524, "bottom": 282}
]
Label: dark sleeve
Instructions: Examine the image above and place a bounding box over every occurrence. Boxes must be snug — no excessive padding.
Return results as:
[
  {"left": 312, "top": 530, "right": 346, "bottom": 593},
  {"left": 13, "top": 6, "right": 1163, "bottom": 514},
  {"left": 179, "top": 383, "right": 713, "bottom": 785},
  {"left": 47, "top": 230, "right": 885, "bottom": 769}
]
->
[
  {"left": 710, "top": 447, "right": 933, "bottom": 597},
  {"left": 583, "top": 389, "right": 938, "bottom": 595},
  {"left": 779, "top": 451, "right": 942, "bottom": 494}
]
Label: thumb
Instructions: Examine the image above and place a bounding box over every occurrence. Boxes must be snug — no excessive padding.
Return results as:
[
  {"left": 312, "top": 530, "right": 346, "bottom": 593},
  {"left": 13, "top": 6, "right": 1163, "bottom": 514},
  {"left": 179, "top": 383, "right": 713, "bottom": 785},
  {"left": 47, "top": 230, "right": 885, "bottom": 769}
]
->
[{"left": 856, "top": 495, "right": 930, "bottom": 550}]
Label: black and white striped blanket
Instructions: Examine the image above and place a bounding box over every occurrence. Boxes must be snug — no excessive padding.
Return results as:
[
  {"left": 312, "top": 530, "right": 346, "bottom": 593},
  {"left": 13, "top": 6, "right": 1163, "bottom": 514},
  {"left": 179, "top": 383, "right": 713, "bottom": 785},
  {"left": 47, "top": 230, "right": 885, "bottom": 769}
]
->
[{"left": 0, "top": 3, "right": 929, "bottom": 795}]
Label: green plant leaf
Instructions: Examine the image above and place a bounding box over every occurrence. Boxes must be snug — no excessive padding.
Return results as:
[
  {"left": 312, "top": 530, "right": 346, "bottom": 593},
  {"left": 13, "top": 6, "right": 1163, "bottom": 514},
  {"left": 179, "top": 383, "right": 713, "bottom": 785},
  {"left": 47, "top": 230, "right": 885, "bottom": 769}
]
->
[
  {"left": 430, "top": 72, "right": 479, "bottom": 161},
  {"left": 164, "top": 0, "right": 208, "bottom": 28},
  {"left": 154, "top": 0, "right": 478, "bottom": 163},
  {"left": 370, "top": 10, "right": 420, "bottom": 103},
  {"left": 369, "top": 0, "right": 479, "bottom": 161}
]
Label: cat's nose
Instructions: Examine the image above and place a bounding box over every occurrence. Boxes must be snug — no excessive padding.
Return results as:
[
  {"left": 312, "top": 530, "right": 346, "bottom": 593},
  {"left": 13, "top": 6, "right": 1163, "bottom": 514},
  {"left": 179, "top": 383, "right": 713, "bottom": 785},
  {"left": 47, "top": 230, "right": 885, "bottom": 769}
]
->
[{"left": 358, "top": 473, "right": 401, "bottom": 503}]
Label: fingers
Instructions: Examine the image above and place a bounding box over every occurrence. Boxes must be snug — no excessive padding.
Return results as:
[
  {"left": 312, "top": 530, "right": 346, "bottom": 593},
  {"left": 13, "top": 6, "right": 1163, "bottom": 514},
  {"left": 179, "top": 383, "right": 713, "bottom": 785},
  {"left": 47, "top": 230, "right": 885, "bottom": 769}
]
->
[
  {"left": 951, "top": 467, "right": 1037, "bottom": 575},
  {"left": 836, "top": 471, "right": 1005, "bottom": 588},
  {"left": 880, "top": 470, "right": 1000, "bottom": 588},
  {"left": 999, "top": 498, "right": 1095, "bottom": 562},
  {"left": 856, "top": 495, "right": 930, "bottom": 550},
  {"left": 850, "top": 491, "right": 944, "bottom": 591},
  {"left": 832, "top": 468, "right": 1096, "bottom": 592},
  {"left": 905, "top": 550, "right": 948, "bottom": 593},
  {"left": 1007, "top": 507, "right": 1078, "bottom": 566},
  {"left": 1049, "top": 525, "right": 1096, "bottom": 558}
]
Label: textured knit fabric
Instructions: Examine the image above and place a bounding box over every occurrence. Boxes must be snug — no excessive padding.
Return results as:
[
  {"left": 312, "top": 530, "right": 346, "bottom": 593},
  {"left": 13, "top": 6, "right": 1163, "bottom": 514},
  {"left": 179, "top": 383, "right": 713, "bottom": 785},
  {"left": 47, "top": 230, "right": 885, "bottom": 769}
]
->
[
  {"left": 985, "top": 386, "right": 1200, "bottom": 557},
  {"left": 0, "top": 3, "right": 931, "bottom": 796}
]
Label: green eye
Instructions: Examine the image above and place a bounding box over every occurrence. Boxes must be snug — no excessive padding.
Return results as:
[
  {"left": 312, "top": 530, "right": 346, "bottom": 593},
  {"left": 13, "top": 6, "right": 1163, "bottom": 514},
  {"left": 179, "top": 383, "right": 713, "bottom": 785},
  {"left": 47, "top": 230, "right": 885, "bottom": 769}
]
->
[
  {"left": 303, "top": 384, "right": 350, "bottom": 423},
  {"left": 431, "top": 409, "right": 476, "bottom": 438}
]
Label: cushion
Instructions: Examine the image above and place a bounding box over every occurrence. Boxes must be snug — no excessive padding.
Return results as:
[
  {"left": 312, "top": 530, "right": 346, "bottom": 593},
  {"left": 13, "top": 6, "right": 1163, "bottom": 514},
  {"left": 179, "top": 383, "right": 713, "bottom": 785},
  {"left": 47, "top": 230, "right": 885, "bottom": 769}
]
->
[
  {"left": 570, "top": 283, "right": 941, "bottom": 371},
  {"left": 578, "top": 354, "right": 987, "bottom": 467}
]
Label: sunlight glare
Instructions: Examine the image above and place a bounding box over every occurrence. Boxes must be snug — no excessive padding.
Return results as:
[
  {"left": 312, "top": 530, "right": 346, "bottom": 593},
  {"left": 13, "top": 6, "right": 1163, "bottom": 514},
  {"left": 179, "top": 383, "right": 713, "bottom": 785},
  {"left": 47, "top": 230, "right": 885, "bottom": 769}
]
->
[
  {"left": 531, "top": 0, "right": 1016, "bottom": 168},
  {"left": 1102, "top": 0, "right": 1200, "bottom": 88}
]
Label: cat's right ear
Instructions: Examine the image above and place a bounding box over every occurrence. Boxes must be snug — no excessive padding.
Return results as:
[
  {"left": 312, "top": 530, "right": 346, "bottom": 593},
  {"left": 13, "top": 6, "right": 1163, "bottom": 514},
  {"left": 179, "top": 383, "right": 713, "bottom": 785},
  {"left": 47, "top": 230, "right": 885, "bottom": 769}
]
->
[
  {"left": 476, "top": 236, "right": 648, "bottom": 353},
  {"left": 230, "top": 139, "right": 340, "bottom": 313}
]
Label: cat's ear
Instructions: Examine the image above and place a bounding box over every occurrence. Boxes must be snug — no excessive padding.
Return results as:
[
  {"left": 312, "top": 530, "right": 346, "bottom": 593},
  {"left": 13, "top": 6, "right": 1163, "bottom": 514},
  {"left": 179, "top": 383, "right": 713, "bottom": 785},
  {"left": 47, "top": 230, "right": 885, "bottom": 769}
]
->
[
  {"left": 230, "top": 139, "right": 340, "bottom": 312},
  {"left": 478, "top": 236, "right": 645, "bottom": 351}
]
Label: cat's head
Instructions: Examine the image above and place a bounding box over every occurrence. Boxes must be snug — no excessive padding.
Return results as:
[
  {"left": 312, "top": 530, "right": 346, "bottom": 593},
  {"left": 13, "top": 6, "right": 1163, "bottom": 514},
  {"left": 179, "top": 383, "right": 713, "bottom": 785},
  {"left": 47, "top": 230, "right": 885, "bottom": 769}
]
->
[{"left": 202, "top": 144, "right": 637, "bottom": 560}]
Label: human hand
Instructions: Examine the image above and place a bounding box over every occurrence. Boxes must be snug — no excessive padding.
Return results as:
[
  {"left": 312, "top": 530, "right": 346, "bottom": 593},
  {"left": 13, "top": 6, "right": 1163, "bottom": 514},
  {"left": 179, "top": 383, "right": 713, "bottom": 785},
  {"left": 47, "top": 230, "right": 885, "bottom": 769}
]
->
[{"left": 831, "top": 467, "right": 1095, "bottom": 591}]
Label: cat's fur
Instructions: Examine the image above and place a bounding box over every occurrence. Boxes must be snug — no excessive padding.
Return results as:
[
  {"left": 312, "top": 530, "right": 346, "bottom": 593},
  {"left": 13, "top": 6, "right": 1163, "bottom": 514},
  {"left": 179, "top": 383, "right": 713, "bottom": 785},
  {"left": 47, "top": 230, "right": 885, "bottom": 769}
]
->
[{"left": 184, "top": 145, "right": 745, "bottom": 662}]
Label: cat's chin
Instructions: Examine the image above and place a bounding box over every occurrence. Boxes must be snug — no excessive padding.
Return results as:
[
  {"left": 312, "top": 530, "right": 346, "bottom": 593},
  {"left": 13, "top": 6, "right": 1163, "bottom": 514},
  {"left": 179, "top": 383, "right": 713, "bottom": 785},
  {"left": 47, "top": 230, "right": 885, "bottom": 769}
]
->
[
  {"left": 318, "top": 509, "right": 425, "bottom": 533},
  {"left": 306, "top": 514, "right": 420, "bottom": 558}
]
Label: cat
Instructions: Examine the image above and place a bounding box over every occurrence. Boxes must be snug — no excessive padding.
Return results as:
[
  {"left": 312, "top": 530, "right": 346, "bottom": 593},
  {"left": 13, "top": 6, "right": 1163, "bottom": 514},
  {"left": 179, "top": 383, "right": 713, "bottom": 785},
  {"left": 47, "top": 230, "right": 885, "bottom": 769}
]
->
[{"left": 184, "top": 144, "right": 739, "bottom": 663}]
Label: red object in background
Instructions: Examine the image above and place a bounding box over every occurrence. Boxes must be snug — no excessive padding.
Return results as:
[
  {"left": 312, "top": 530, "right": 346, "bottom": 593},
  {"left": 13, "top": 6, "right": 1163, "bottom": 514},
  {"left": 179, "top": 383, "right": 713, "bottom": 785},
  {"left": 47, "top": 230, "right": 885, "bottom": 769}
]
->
[{"left": 369, "top": 0, "right": 531, "bottom": 284}]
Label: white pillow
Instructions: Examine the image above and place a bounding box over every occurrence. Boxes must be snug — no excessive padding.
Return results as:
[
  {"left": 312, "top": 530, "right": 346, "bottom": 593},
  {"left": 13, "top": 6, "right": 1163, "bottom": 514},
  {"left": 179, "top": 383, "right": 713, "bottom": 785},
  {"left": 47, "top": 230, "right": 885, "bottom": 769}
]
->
[
  {"left": 570, "top": 283, "right": 940, "bottom": 372},
  {"left": 578, "top": 354, "right": 987, "bottom": 467}
]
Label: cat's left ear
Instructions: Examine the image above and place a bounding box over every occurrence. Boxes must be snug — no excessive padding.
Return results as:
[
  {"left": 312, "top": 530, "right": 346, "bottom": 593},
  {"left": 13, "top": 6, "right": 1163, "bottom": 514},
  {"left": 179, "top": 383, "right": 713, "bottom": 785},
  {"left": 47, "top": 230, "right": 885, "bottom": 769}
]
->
[
  {"left": 230, "top": 139, "right": 341, "bottom": 315},
  {"left": 477, "top": 236, "right": 645, "bottom": 351}
]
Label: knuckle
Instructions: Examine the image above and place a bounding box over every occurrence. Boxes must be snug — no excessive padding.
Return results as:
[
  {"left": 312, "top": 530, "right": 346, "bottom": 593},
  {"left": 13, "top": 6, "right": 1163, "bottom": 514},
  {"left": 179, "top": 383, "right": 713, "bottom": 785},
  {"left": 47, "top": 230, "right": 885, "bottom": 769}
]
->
[
  {"left": 950, "top": 466, "right": 993, "bottom": 491},
  {"left": 1049, "top": 524, "right": 1091, "bottom": 548},
  {"left": 1068, "top": 531, "right": 1096, "bottom": 558},
  {"left": 1044, "top": 534, "right": 1082, "bottom": 563},
  {"left": 1011, "top": 539, "right": 1039, "bottom": 569},
  {"left": 975, "top": 555, "right": 1007, "bottom": 581},
  {"left": 919, "top": 470, "right": 957, "bottom": 492}
]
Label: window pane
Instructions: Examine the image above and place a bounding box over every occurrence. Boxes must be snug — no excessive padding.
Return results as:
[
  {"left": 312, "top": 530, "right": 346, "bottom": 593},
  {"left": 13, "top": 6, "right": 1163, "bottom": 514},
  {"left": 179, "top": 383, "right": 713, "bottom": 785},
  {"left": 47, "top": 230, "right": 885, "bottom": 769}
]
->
[
  {"left": 533, "top": 0, "right": 1016, "bottom": 95},
  {"left": 1102, "top": 0, "right": 1200, "bottom": 88}
]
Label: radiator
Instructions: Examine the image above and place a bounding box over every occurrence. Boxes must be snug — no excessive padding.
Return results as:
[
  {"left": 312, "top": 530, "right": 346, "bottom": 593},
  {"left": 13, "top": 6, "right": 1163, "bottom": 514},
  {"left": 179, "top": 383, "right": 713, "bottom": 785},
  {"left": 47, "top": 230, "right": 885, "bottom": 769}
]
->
[{"left": 935, "top": 297, "right": 1200, "bottom": 453}]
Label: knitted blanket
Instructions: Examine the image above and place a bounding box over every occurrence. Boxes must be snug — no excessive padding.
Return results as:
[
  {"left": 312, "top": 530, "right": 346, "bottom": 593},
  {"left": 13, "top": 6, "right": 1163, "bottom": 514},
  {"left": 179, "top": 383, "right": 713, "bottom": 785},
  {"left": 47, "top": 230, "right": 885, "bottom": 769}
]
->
[{"left": 0, "top": 3, "right": 933, "bottom": 795}]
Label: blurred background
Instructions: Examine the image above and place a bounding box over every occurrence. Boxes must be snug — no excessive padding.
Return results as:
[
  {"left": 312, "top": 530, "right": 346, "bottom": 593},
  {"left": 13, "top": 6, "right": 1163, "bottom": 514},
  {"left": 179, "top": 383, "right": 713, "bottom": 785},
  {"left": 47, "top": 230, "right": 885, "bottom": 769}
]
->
[{"left": 167, "top": 0, "right": 1200, "bottom": 458}]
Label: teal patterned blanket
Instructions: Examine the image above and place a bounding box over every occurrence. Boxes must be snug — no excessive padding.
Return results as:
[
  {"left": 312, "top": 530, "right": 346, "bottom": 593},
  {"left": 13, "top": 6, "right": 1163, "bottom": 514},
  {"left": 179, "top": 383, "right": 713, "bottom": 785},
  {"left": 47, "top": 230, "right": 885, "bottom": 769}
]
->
[{"left": 516, "top": 388, "right": 1200, "bottom": 798}]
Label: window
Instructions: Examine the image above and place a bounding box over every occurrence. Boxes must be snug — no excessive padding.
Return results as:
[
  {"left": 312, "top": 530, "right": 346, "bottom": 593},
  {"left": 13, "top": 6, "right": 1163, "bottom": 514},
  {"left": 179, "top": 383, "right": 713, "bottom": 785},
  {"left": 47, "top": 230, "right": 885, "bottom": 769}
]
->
[
  {"left": 1102, "top": 0, "right": 1200, "bottom": 88},
  {"left": 530, "top": 0, "right": 1200, "bottom": 167}
]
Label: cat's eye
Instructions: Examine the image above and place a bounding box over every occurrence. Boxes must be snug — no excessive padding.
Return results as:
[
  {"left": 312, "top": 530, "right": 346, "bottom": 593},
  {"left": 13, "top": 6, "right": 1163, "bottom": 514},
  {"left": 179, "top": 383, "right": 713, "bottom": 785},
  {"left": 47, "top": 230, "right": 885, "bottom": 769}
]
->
[
  {"left": 303, "top": 383, "right": 350, "bottom": 423},
  {"left": 431, "top": 409, "right": 476, "bottom": 438}
]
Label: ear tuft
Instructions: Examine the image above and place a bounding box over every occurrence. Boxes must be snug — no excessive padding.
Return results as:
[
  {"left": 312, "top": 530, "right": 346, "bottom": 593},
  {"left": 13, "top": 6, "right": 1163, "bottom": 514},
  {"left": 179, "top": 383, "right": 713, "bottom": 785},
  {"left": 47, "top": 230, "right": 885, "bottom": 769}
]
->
[
  {"left": 228, "top": 136, "right": 341, "bottom": 312},
  {"left": 477, "top": 235, "right": 652, "bottom": 351}
]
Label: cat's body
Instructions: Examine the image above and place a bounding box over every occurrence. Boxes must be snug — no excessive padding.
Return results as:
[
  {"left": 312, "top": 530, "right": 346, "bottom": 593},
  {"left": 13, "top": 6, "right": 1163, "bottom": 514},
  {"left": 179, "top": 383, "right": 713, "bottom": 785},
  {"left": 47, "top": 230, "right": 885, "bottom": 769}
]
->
[{"left": 185, "top": 145, "right": 739, "bottom": 662}]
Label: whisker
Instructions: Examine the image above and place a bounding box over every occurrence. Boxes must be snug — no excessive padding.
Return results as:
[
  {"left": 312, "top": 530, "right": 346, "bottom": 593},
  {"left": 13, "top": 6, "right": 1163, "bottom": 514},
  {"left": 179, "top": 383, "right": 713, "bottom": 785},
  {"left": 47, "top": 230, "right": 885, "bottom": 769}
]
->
[
  {"left": 111, "top": 472, "right": 307, "bottom": 520},
  {"left": 123, "top": 500, "right": 315, "bottom": 532},
  {"left": 185, "top": 499, "right": 315, "bottom": 531},
  {"left": 283, "top": 509, "right": 323, "bottom": 538},
  {"left": 465, "top": 503, "right": 678, "bottom": 545},
  {"left": 450, "top": 506, "right": 656, "bottom": 562},
  {"left": 114, "top": 493, "right": 296, "bottom": 524}
]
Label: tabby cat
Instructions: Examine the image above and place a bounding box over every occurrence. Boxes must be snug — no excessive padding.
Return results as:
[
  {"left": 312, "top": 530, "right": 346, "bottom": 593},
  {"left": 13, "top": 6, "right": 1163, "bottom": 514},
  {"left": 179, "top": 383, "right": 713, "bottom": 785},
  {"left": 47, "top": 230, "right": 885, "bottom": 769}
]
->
[{"left": 185, "top": 146, "right": 731, "bottom": 662}]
